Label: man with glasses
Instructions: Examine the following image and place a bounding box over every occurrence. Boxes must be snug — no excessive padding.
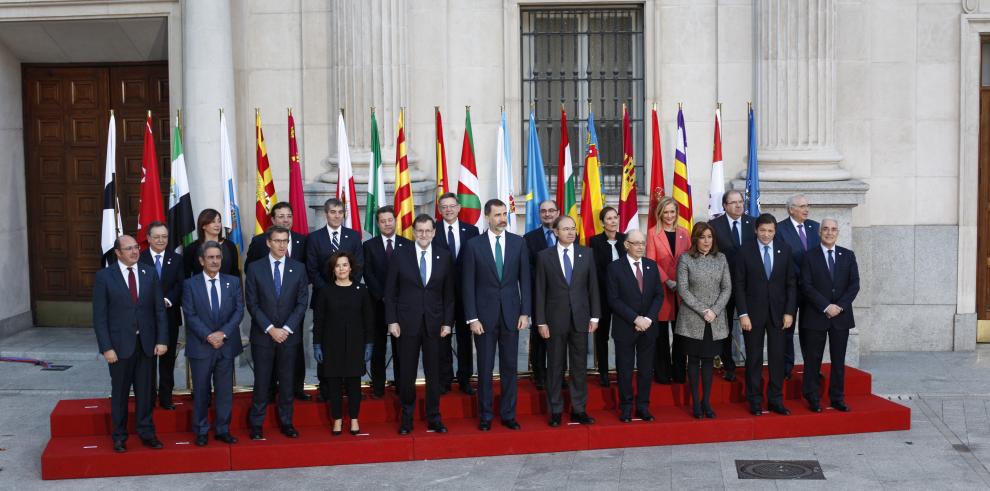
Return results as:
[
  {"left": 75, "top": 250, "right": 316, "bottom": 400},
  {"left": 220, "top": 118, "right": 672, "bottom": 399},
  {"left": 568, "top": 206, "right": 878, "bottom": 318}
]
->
[
  {"left": 432, "top": 193, "right": 480, "bottom": 395},
  {"left": 776, "top": 194, "right": 820, "bottom": 379},
  {"left": 708, "top": 190, "right": 755, "bottom": 381},
  {"left": 138, "top": 221, "right": 185, "bottom": 409},
  {"left": 522, "top": 199, "right": 560, "bottom": 390}
]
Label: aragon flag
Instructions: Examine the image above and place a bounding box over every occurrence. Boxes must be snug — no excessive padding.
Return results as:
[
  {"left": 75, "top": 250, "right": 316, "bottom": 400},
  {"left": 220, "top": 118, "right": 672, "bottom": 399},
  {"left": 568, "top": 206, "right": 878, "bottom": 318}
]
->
[{"left": 255, "top": 109, "right": 278, "bottom": 234}]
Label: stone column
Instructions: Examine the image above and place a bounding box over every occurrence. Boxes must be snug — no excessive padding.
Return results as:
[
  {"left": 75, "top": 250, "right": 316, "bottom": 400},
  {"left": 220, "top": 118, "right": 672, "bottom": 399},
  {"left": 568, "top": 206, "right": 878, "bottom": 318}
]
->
[
  {"left": 755, "top": 0, "right": 849, "bottom": 181},
  {"left": 181, "top": 0, "right": 238, "bottom": 213}
]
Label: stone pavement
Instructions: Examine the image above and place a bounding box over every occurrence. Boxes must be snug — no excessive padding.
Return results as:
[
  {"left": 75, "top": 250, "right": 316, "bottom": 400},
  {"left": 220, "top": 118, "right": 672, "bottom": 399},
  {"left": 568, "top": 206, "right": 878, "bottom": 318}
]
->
[{"left": 1, "top": 328, "right": 989, "bottom": 489}]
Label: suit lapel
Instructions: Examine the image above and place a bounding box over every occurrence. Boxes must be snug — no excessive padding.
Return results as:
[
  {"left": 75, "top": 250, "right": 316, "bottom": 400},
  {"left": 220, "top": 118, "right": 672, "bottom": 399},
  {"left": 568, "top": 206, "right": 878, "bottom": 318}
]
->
[
  {"left": 479, "top": 234, "right": 500, "bottom": 281},
  {"left": 656, "top": 229, "right": 674, "bottom": 259},
  {"left": 548, "top": 248, "right": 568, "bottom": 286}
]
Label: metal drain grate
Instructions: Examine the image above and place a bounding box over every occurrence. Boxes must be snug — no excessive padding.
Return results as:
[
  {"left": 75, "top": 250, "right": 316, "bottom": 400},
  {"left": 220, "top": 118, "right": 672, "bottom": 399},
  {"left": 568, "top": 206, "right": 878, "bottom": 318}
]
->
[{"left": 736, "top": 460, "right": 825, "bottom": 480}]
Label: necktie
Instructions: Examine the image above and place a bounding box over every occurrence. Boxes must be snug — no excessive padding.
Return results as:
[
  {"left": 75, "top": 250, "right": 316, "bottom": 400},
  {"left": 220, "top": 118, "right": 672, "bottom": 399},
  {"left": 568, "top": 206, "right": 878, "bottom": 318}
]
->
[
  {"left": 127, "top": 267, "right": 138, "bottom": 303},
  {"left": 563, "top": 248, "right": 573, "bottom": 285},
  {"left": 798, "top": 224, "right": 808, "bottom": 251},
  {"left": 634, "top": 261, "right": 643, "bottom": 292},
  {"left": 154, "top": 254, "right": 163, "bottom": 278},
  {"left": 386, "top": 238, "right": 393, "bottom": 258},
  {"left": 331, "top": 231, "right": 340, "bottom": 252},
  {"left": 545, "top": 229, "right": 555, "bottom": 247},
  {"left": 731, "top": 220, "right": 741, "bottom": 248},
  {"left": 448, "top": 225, "right": 457, "bottom": 258},
  {"left": 273, "top": 260, "right": 282, "bottom": 298},
  {"left": 827, "top": 249, "right": 835, "bottom": 279},
  {"left": 209, "top": 278, "right": 220, "bottom": 323},
  {"left": 495, "top": 235, "right": 504, "bottom": 281},
  {"left": 763, "top": 245, "right": 772, "bottom": 279},
  {"left": 420, "top": 250, "right": 428, "bottom": 285}
]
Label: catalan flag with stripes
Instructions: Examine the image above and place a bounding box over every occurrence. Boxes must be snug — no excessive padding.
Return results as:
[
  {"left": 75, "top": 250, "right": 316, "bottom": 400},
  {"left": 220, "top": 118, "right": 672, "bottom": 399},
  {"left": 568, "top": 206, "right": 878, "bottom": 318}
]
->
[{"left": 394, "top": 109, "right": 414, "bottom": 240}]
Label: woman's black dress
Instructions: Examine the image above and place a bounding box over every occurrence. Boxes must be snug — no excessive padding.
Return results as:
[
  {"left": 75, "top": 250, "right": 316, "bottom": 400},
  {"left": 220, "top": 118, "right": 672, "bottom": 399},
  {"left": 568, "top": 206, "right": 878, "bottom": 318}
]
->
[{"left": 313, "top": 282, "right": 374, "bottom": 378}]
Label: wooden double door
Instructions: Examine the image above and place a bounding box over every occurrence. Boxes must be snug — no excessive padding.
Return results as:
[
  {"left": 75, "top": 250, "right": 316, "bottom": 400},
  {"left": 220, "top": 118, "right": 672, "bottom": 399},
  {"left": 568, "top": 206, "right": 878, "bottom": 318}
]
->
[{"left": 23, "top": 63, "right": 170, "bottom": 325}]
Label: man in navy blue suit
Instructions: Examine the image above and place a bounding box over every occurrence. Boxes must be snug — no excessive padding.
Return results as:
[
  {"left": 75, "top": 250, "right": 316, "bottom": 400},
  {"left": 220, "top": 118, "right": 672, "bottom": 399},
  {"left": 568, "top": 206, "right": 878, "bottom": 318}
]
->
[
  {"left": 364, "top": 205, "right": 411, "bottom": 397},
  {"left": 138, "top": 221, "right": 184, "bottom": 409},
  {"left": 776, "top": 194, "right": 820, "bottom": 378},
  {"left": 522, "top": 199, "right": 558, "bottom": 390},
  {"left": 386, "top": 214, "right": 455, "bottom": 434},
  {"left": 432, "top": 192, "right": 480, "bottom": 395},
  {"left": 245, "top": 226, "right": 310, "bottom": 440},
  {"left": 92, "top": 235, "right": 169, "bottom": 453},
  {"left": 707, "top": 190, "right": 755, "bottom": 381},
  {"left": 306, "top": 198, "right": 364, "bottom": 399},
  {"left": 734, "top": 214, "right": 797, "bottom": 416},
  {"left": 800, "top": 218, "right": 859, "bottom": 413},
  {"left": 181, "top": 241, "right": 244, "bottom": 446},
  {"left": 462, "top": 199, "right": 531, "bottom": 431}
]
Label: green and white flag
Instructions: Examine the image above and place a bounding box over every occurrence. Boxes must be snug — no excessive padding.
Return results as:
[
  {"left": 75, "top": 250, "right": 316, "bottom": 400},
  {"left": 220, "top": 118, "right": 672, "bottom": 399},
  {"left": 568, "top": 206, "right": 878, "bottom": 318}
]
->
[
  {"left": 364, "top": 108, "right": 386, "bottom": 236},
  {"left": 167, "top": 115, "right": 195, "bottom": 252}
]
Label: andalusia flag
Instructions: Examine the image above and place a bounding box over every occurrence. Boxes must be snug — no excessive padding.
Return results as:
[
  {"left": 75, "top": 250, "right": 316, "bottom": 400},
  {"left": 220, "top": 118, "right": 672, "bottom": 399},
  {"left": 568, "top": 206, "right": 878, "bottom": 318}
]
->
[
  {"left": 255, "top": 109, "right": 278, "bottom": 234},
  {"left": 578, "top": 111, "right": 605, "bottom": 245},
  {"left": 556, "top": 107, "right": 577, "bottom": 226},
  {"left": 394, "top": 109, "right": 414, "bottom": 240},
  {"left": 457, "top": 107, "right": 482, "bottom": 228},
  {"left": 364, "top": 108, "right": 386, "bottom": 237},
  {"left": 167, "top": 114, "right": 195, "bottom": 252}
]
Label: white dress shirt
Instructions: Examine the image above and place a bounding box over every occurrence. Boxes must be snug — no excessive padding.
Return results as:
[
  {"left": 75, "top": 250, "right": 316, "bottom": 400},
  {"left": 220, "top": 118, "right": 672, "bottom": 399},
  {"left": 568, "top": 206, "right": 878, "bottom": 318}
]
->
[
  {"left": 416, "top": 243, "right": 433, "bottom": 285},
  {"left": 381, "top": 233, "right": 396, "bottom": 250},
  {"left": 118, "top": 261, "right": 140, "bottom": 296},
  {"left": 758, "top": 239, "right": 775, "bottom": 272},
  {"left": 607, "top": 239, "right": 619, "bottom": 261},
  {"left": 265, "top": 254, "right": 293, "bottom": 334},
  {"left": 149, "top": 249, "right": 172, "bottom": 307},
  {"left": 728, "top": 216, "right": 743, "bottom": 245},
  {"left": 443, "top": 220, "right": 461, "bottom": 256},
  {"left": 487, "top": 229, "right": 505, "bottom": 264},
  {"left": 202, "top": 271, "right": 221, "bottom": 310},
  {"left": 326, "top": 225, "right": 343, "bottom": 243}
]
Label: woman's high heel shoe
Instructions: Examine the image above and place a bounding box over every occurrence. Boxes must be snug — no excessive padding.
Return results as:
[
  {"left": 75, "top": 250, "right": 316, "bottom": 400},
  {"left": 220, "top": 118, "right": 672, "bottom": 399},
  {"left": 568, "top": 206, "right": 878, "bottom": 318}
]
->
[
  {"left": 332, "top": 419, "right": 343, "bottom": 436},
  {"left": 692, "top": 402, "right": 703, "bottom": 419},
  {"left": 702, "top": 403, "right": 716, "bottom": 419},
  {"left": 350, "top": 420, "right": 361, "bottom": 436}
]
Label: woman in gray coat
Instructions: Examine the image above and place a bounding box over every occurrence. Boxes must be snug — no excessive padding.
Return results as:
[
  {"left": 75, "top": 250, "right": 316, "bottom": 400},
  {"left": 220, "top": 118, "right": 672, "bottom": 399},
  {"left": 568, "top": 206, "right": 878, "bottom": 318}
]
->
[{"left": 675, "top": 222, "right": 732, "bottom": 419}]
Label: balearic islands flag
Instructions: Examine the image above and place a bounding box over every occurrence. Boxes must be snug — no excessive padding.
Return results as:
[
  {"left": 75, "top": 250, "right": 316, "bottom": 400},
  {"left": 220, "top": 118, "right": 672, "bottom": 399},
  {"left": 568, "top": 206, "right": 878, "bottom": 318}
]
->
[
  {"left": 101, "top": 111, "right": 122, "bottom": 266},
  {"left": 457, "top": 107, "right": 482, "bottom": 228},
  {"left": 255, "top": 109, "right": 278, "bottom": 234},
  {"left": 673, "top": 106, "right": 693, "bottom": 232},
  {"left": 167, "top": 114, "right": 195, "bottom": 253},
  {"left": 336, "top": 110, "right": 361, "bottom": 237}
]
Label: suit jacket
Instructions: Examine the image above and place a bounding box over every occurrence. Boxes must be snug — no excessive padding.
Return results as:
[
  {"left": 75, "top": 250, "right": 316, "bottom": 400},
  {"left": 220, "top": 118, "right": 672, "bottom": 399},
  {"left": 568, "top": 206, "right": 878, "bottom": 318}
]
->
[
  {"left": 708, "top": 213, "right": 756, "bottom": 271},
  {"left": 733, "top": 240, "right": 798, "bottom": 329},
  {"left": 589, "top": 231, "right": 626, "bottom": 313},
  {"left": 606, "top": 256, "right": 664, "bottom": 341},
  {"left": 139, "top": 248, "right": 183, "bottom": 327},
  {"left": 433, "top": 220, "right": 479, "bottom": 324},
  {"left": 384, "top": 244, "right": 455, "bottom": 335},
  {"left": 776, "top": 218, "right": 820, "bottom": 275},
  {"left": 534, "top": 245, "right": 601, "bottom": 333},
  {"left": 363, "top": 234, "right": 412, "bottom": 302},
  {"left": 645, "top": 225, "right": 691, "bottom": 320},
  {"left": 180, "top": 273, "right": 245, "bottom": 360},
  {"left": 461, "top": 231, "right": 532, "bottom": 328},
  {"left": 800, "top": 246, "right": 860, "bottom": 331},
  {"left": 245, "top": 256, "right": 310, "bottom": 347},
  {"left": 245, "top": 231, "right": 308, "bottom": 266},
  {"left": 305, "top": 226, "right": 364, "bottom": 308},
  {"left": 92, "top": 263, "right": 169, "bottom": 358},
  {"left": 524, "top": 226, "right": 555, "bottom": 272}
]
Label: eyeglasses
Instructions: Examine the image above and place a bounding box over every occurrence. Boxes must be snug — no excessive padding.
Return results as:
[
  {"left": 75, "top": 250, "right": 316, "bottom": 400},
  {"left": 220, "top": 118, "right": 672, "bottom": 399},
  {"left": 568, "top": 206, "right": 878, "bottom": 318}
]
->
[
  {"left": 625, "top": 241, "right": 646, "bottom": 247},
  {"left": 269, "top": 239, "right": 290, "bottom": 245},
  {"left": 725, "top": 200, "right": 744, "bottom": 206},
  {"left": 118, "top": 245, "right": 140, "bottom": 252},
  {"left": 540, "top": 209, "right": 559, "bottom": 214},
  {"left": 439, "top": 204, "right": 459, "bottom": 211}
]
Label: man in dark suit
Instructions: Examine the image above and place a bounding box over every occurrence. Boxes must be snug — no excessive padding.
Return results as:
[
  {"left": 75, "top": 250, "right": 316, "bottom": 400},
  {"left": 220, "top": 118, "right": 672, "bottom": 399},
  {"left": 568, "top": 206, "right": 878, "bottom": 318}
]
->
[
  {"left": 707, "top": 190, "right": 755, "bottom": 381},
  {"left": 245, "top": 202, "right": 310, "bottom": 401},
  {"left": 139, "top": 221, "right": 184, "bottom": 409},
  {"left": 92, "top": 235, "right": 169, "bottom": 453},
  {"left": 534, "top": 215, "right": 600, "bottom": 426},
  {"left": 462, "top": 199, "right": 532, "bottom": 431},
  {"left": 800, "top": 218, "right": 859, "bottom": 413},
  {"left": 363, "top": 205, "right": 411, "bottom": 398},
  {"left": 606, "top": 229, "right": 664, "bottom": 422},
  {"left": 522, "top": 199, "right": 558, "bottom": 390},
  {"left": 385, "top": 214, "right": 455, "bottom": 434},
  {"left": 776, "top": 194, "right": 820, "bottom": 378},
  {"left": 181, "top": 241, "right": 244, "bottom": 446},
  {"left": 432, "top": 192, "right": 480, "bottom": 395},
  {"left": 734, "top": 213, "right": 798, "bottom": 416},
  {"left": 306, "top": 198, "right": 364, "bottom": 399},
  {"left": 245, "top": 226, "right": 310, "bottom": 440}
]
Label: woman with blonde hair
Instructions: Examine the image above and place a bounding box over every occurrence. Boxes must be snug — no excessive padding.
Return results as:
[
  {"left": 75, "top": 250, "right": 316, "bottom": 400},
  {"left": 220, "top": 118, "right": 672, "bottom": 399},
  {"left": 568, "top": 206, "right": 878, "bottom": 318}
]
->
[{"left": 646, "top": 196, "right": 691, "bottom": 383}]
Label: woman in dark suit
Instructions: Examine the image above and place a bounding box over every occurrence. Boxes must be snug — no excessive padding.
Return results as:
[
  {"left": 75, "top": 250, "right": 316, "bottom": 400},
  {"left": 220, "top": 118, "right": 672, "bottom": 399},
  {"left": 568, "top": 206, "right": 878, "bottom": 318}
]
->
[
  {"left": 675, "top": 222, "right": 732, "bottom": 419},
  {"left": 313, "top": 251, "right": 373, "bottom": 436},
  {"left": 183, "top": 209, "right": 241, "bottom": 278},
  {"left": 588, "top": 206, "right": 625, "bottom": 387}
]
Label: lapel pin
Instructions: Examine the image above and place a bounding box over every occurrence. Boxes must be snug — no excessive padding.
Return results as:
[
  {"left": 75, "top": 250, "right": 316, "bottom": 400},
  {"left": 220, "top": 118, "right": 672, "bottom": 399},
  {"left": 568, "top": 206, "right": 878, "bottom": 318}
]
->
[
  {"left": 289, "top": 269, "right": 293, "bottom": 273},
  {"left": 141, "top": 269, "right": 146, "bottom": 275},
  {"left": 578, "top": 253, "right": 582, "bottom": 258},
  {"left": 226, "top": 282, "right": 230, "bottom": 288},
  {"left": 838, "top": 252, "right": 842, "bottom": 256},
  {"left": 777, "top": 250, "right": 781, "bottom": 254}
]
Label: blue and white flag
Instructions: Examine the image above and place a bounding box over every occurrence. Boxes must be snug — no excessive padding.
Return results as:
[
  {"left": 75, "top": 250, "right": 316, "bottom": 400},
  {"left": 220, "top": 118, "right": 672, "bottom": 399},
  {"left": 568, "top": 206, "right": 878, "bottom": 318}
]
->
[
  {"left": 524, "top": 110, "right": 549, "bottom": 232},
  {"left": 745, "top": 106, "right": 761, "bottom": 218},
  {"left": 219, "top": 109, "right": 244, "bottom": 255}
]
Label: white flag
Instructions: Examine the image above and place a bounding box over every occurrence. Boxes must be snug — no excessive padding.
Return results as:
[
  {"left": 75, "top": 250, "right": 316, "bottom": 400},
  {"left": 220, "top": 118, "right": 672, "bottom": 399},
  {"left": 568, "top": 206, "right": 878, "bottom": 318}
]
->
[
  {"left": 496, "top": 110, "right": 516, "bottom": 231},
  {"left": 336, "top": 111, "right": 361, "bottom": 235},
  {"left": 101, "top": 112, "right": 122, "bottom": 265},
  {"left": 708, "top": 107, "right": 725, "bottom": 218},
  {"left": 219, "top": 110, "right": 244, "bottom": 253}
]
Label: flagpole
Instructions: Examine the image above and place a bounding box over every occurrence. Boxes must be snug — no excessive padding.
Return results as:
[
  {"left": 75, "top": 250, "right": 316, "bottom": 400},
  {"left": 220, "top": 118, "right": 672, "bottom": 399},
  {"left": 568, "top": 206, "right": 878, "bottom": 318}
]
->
[{"left": 110, "top": 109, "right": 122, "bottom": 237}]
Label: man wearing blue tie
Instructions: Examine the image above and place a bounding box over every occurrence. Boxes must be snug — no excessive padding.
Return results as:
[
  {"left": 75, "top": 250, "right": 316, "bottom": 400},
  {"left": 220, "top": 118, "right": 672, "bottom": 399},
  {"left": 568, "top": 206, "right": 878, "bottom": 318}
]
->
[
  {"left": 522, "top": 199, "right": 559, "bottom": 390},
  {"left": 181, "top": 241, "right": 244, "bottom": 446}
]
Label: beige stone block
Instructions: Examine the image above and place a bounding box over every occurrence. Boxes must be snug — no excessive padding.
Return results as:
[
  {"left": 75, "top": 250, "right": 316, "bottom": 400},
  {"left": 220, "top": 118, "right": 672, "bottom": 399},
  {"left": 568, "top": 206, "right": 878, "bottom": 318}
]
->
[
  {"left": 247, "top": 70, "right": 303, "bottom": 116},
  {"left": 717, "top": 4, "right": 752, "bottom": 62},
  {"left": 249, "top": 0, "right": 298, "bottom": 14},
  {"left": 915, "top": 120, "right": 959, "bottom": 177},
  {"left": 916, "top": 63, "right": 959, "bottom": 121},
  {"left": 917, "top": 3, "right": 961, "bottom": 63},
  {"left": 302, "top": 0, "right": 331, "bottom": 12},
  {"left": 836, "top": 2, "right": 869, "bottom": 62},
  {"left": 914, "top": 177, "right": 958, "bottom": 224},
  {"left": 837, "top": 62, "right": 871, "bottom": 121},
  {"left": 246, "top": 13, "right": 302, "bottom": 70},
  {"left": 870, "top": 63, "right": 915, "bottom": 120},
  {"left": 870, "top": 0, "right": 917, "bottom": 63},
  {"left": 302, "top": 11, "right": 330, "bottom": 69},
  {"left": 716, "top": 62, "right": 753, "bottom": 122},
  {"left": 448, "top": 8, "right": 504, "bottom": 68},
  {"left": 300, "top": 123, "right": 331, "bottom": 177},
  {"left": 660, "top": 63, "right": 717, "bottom": 117},
  {"left": 660, "top": 4, "right": 717, "bottom": 64},
  {"left": 302, "top": 69, "right": 331, "bottom": 125},
  {"left": 870, "top": 120, "right": 915, "bottom": 177},
  {"left": 837, "top": 120, "right": 871, "bottom": 179},
  {"left": 867, "top": 177, "right": 916, "bottom": 225}
]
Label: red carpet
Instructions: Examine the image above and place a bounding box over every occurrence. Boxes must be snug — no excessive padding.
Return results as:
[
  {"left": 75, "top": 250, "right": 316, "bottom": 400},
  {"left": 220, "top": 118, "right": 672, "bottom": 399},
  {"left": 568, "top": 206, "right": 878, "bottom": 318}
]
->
[{"left": 41, "top": 364, "right": 910, "bottom": 479}]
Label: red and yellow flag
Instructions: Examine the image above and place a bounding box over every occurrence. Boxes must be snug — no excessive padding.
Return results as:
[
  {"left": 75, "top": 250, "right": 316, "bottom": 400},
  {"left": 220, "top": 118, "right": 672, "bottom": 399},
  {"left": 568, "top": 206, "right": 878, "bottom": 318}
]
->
[
  {"left": 255, "top": 108, "right": 278, "bottom": 234},
  {"left": 394, "top": 109, "right": 414, "bottom": 240},
  {"left": 578, "top": 111, "right": 605, "bottom": 245},
  {"left": 434, "top": 107, "right": 449, "bottom": 219},
  {"left": 287, "top": 109, "right": 309, "bottom": 235},
  {"left": 673, "top": 106, "right": 693, "bottom": 232},
  {"left": 618, "top": 104, "right": 639, "bottom": 232}
]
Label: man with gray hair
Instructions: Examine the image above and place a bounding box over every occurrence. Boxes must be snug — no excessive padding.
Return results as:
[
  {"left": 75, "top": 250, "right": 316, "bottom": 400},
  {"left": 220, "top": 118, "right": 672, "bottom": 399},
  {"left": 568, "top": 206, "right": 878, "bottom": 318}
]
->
[{"left": 776, "top": 194, "right": 820, "bottom": 379}]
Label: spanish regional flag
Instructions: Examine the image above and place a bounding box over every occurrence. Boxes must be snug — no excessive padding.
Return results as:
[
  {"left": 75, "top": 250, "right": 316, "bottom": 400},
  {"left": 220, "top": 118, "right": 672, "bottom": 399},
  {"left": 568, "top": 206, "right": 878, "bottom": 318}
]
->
[
  {"left": 578, "top": 110, "right": 605, "bottom": 245},
  {"left": 255, "top": 109, "right": 278, "bottom": 234},
  {"left": 394, "top": 109, "right": 414, "bottom": 240},
  {"left": 618, "top": 104, "right": 639, "bottom": 232},
  {"left": 673, "top": 106, "right": 693, "bottom": 232},
  {"left": 434, "top": 107, "right": 449, "bottom": 220}
]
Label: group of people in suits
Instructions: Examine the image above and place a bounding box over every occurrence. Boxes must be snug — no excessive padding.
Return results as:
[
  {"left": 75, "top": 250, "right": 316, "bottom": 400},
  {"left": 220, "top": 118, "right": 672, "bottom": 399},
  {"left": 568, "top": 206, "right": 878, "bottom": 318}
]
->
[{"left": 92, "top": 187, "right": 860, "bottom": 449}]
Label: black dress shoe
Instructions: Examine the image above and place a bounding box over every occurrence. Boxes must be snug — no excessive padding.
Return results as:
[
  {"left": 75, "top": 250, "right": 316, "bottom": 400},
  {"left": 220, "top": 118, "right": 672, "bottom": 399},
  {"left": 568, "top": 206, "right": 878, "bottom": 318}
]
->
[
  {"left": 808, "top": 400, "right": 822, "bottom": 413},
  {"left": 635, "top": 409, "right": 655, "bottom": 422},
  {"left": 440, "top": 384, "right": 451, "bottom": 395},
  {"left": 195, "top": 435, "right": 208, "bottom": 447},
  {"left": 281, "top": 426, "right": 299, "bottom": 438},
  {"left": 399, "top": 423, "right": 412, "bottom": 435},
  {"left": 599, "top": 376, "right": 611, "bottom": 388},
  {"left": 549, "top": 413, "right": 562, "bottom": 427},
  {"left": 768, "top": 404, "right": 791, "bottom": 416},
  {"left": 619, "top": 410, "right": 632, "bottom": 423},
  {"left": 428, "top": 421, "right": 448, "bottom": 433},
  {"left": 692, "top": 403, "right": 703, "bottom": 419},
  {"left": 459, "top": 384, "right": 476, "bottom": 396},
  {"left": 140, "top": 437, "right": 163, "bottom": 449},
  {"left": 113, "top": 440, "right": 126, "bottom": 453},
  {"left": 571, "top": 412, "right": 595, "bottom": 425},
  {"left": 831, "top": 401, "right": 851, "bottom": 412},
  {"left": 295, "top": 392, "right": 312, "bottom": 401},
  {"left": 702, "top": 404, "right": 716, "bottom": 419},
  {"left": 159, "top": 401, "right": 177, "bottom": 410},
  {"left": 671, "top": 377, "right": 686, "bottom": 384},
  {"left": 534, "top": 381, "right": 545, "bottom": 391},
  {"left": 478, "top": 420, "right": 491, "bottom": 431},
  {"left": 215, "top": 433, "right": 237, "bottom": 444},
  {"left": 750, "top": 405, "right": 763, "bottom": 416},
  {"left": 654, "top": 377, "right": 672, "bottom": 385},
  {"left": 501, "top": 419, "right": 521, "bottom": 430},
  {"left": 250, "top": 427, "right": 264, "bottom": 440},
  {"left": 722, "top": 371, "right": 736, "bottom": 382}
]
